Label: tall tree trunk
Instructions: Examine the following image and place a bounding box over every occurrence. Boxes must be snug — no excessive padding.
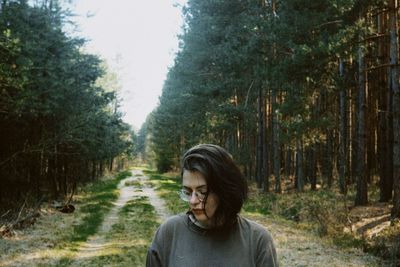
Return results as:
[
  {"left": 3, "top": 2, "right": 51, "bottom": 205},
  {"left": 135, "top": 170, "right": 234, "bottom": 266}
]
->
[
  {"left": 355, "top": 29, "right": 368, "bottom": 206},
  {"left": 296, "top": 138, "right": 304, "bottom": 192},
  {"left": 387, "top": 74, "right": 395, "bottom": 201},
  {"left": 389, "top": 0, "right": 400, "bottom": 218},
  {"left": 263, "top": 89, "right": 272, "bottom": 192},
  {"left": 284, "top": 146, "right": 293, "bottom": 178},
  {"left": 339, "top": 58, "right": 348, "bottom": 194},
  {"left": 271, "top": 0, "right": 281, "bottom": 193},
  {"left": 262, "top": 93, "right": 269, "bottom": 192},
  {"left": 109, "top": 158, "right": 113, "bottom": 172},
  {"left": 350, "top": 91, "right": 357, "bottom": 185},
  {"left": 91, "top": 161, "right": 96, "bottom": 181},
  {"left": 272, "top": 88, "right": 281, "bottom": 193},
  {"left": 324, "top": 130, "right": 334, "bottom": 188},
  {"left": 309, "top": 145, "right": 317, "bottom": 190},
  {"left": 377, "top": 10, "right": 393, "bottom": 202},
  {"left": 256, "top": 86, "right": 263, "bottom": 188}
]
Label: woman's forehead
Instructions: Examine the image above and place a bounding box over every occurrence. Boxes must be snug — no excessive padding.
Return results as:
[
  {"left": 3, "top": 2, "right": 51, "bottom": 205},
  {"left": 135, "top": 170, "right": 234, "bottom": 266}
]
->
[{"left": 182, "top": 169, "right": 207, "bottom": 187}]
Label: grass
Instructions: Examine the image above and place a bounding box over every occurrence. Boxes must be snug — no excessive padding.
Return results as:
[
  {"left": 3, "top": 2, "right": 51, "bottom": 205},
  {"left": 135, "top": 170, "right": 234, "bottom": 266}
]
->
[
  {"left": 66, "top": 170, "right": 132, "bottom": 245},
  {"left": 1, "top": 167, "right": 389, "bottom": 266},
  {"left": 69, "top": 196, "right": 160, "bottom": 266},
  {"left": 0, "top": 170, "right": 132, "bottom": 267},
  {"left": 243, "top": 182, "right": 399, "bottom": 266},
  {"left": 107, "top": 196, "right": 159, "bottom": 263},
  {"left": 143, "top": 169, "right": 187, "bottom": 214}
]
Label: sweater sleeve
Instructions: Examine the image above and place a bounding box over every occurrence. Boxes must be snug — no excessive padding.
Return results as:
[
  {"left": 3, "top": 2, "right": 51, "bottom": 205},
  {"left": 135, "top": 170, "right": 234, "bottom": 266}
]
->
[
  {"left": 146, "top": 245, "right": 162, "bottom": 267},
  {"left": 146, "top": 215, "right": 180, "bottom": 267},
  {"left": 256, "top": 229, "right": 279, "bottom": 267},
  {"left": 146, "top": 224, "right": 165, "bottom": 267}
]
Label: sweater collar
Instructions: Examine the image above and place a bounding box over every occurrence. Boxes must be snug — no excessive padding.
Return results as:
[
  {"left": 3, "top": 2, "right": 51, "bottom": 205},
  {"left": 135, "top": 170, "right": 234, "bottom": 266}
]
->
[{"left": 186, "top": 211, "right": 210, "bottom": 235}]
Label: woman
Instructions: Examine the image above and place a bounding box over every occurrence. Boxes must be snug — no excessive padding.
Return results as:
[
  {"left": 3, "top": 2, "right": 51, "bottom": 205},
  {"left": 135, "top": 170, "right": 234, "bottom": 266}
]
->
[{"left": 146, "top": 144, "right": 278, "bottom": 266}]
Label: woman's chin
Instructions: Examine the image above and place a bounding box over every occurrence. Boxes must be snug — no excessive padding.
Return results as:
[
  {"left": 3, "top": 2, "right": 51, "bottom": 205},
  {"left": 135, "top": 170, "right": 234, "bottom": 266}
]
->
[
  {"left": 193, "top": 213, "right": 204, "bottom": 220},
  {"left": 192, "top": 211, "right": 208, "bottom": 224}
]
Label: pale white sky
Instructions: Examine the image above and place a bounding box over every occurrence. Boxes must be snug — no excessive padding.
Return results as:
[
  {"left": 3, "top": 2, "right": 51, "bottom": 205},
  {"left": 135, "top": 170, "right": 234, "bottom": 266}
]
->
[{"left": 71, "top": 0, "right": 186, "bottom": 130}]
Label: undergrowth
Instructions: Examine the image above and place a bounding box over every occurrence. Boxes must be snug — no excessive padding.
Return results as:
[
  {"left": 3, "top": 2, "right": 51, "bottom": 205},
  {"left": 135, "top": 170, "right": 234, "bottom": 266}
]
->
[{"left": 243, "top": 183, "right": 398, "bottom": 265}]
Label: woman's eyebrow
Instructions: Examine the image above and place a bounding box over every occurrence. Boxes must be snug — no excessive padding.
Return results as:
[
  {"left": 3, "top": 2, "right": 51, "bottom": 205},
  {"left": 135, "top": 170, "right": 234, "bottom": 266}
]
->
[{"left": 183, "top": 185, "right": 207, "bottom": 190}]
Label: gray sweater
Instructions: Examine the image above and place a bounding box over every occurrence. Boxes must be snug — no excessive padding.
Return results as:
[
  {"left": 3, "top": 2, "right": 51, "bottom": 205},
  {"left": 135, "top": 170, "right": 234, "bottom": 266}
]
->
[{"left": 146, "top": 213, "right": 278, "bottom": 267}]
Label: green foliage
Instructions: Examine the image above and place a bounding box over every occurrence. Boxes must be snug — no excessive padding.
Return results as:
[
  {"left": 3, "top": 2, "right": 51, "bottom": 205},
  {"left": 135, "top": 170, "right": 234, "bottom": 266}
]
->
[
  {"left": 147, "top": 0, "right": 364, "bottom": 170},
  {"left": 333, "top": 233, "right": 366, "bottom": 249},
  {"left": 243, "top": 187, "right": 349, "bottom": 235},
  {"left": 0, "top": 0, "right": 133, "bottom": 205},
  {"left": 243, "top": 193, "right": 276, "bottom": 215},
  {"left": 148, "top": 0, "right": 263, "bottom": 169}
]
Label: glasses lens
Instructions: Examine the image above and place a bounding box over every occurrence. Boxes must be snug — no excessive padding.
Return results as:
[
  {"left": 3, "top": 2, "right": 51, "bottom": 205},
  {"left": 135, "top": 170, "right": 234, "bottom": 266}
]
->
[
  {"left": 178, "top": 190, "right": 190, "bottom": 202},
  {"left": 178, "top": 189, "right": 208, "bottom": 202}
]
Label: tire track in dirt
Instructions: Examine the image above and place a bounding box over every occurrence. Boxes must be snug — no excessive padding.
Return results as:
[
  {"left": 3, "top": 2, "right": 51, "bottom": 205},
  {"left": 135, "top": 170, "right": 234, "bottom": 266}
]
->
[{"left": 72, "top": 169, "right": 170, "bottom": 264}]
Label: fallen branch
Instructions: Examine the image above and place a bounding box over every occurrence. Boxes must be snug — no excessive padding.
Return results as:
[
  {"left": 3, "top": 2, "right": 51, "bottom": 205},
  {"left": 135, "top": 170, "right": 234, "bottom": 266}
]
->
[
  {"left": 0, "top": 197, "right": 44, "bottom": 238},
  {"left": 0, "top": 209, "right": 11, "bottom": 219},
  {"left": 15, "top": 198, "right": 27, "bottom": 224}
]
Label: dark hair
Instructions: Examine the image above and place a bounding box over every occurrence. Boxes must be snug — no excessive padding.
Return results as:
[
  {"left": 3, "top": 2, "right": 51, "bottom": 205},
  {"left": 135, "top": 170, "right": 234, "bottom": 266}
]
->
[{"left": 181, "top": 144, "right": 248, "bottom": 229}]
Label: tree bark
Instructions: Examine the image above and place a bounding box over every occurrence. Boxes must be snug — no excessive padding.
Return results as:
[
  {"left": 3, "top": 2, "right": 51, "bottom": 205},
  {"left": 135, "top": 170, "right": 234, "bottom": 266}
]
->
[
  {"left": 256, "top": 86, "right": 263, "bottom": 188},
  {"left": 262, "top": 92, "right": 269, "bottom": 192},
  {"left": 355, "top": 28, "right": 368, "bottom": 206},
  {"left": 296, "top": 138, "right": 304, "bottom": 192},
  {"left": 339, "top": 58, "right": 348, "bottom": 194},
  {"left": 377, "top": 10, "right": 393, "bottom": 202},
  {"left": 389, "top": 0, "right": 400, "bottom": 218},
  {"left": 272, "top": 88, "right": 281, "bottom": 193}
]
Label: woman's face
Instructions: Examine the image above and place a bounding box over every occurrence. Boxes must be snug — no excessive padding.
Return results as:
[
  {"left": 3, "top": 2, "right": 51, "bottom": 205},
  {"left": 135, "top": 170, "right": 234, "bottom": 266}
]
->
[{"left": 182, "top": 169, "right": 219, "bottom": 227}]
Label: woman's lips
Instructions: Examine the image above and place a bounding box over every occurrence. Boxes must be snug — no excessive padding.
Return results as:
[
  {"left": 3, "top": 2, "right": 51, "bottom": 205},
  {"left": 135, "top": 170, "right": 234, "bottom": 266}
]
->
[{"left": 192, "top": 209, "right": 204, "bottom": 215}]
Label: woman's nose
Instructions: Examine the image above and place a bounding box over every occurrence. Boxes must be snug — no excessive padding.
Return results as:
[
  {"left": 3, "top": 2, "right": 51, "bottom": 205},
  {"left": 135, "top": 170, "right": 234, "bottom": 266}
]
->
[{"left": 189, "top": 192, "right": 200, "bottom": 204}]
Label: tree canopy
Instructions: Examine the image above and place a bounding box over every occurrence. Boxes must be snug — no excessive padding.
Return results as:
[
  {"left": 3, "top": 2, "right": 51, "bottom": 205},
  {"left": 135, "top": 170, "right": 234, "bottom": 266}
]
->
[
  {"left": 147, "top": 0, "right": 400, "bottom": 218},
  {"left": 0, "top": 0, "right": 133, "bottom": 204}
]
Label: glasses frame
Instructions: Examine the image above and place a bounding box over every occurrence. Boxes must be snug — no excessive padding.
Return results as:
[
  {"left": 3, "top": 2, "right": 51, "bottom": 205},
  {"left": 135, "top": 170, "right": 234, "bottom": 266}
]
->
[{"left": 178, "top": 189, "right": 209, "bottom": 202}]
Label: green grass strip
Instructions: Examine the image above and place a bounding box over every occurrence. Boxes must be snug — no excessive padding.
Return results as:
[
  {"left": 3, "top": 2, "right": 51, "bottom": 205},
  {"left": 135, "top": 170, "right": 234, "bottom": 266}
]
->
[
  {"left": 67, "top": 170, "right": 132, "bottom": 245},
  {"left": 78, "top": 196, "right": 160, "bottom": 266}
]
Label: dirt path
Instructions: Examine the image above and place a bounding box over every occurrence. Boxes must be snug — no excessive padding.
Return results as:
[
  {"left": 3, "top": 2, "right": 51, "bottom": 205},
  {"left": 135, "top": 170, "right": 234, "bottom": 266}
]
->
[
  {"left": 72, "top": 169, "right": 170, "bottom": 263},
  {"left": 0, "top": 170, "right": 384, "bottom": 266},
  {"left": 76, "top": 170, "right": 381, "bottom": 267}
]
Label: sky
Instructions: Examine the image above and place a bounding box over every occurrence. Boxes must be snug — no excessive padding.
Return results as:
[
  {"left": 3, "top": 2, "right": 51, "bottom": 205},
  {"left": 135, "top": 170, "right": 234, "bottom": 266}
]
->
[{"left": 70, "top": 0, "right": 186, "bottom": 130}]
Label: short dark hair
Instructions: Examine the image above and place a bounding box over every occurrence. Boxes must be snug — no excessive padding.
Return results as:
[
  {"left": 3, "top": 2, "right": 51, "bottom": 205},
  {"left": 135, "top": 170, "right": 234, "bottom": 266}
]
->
[{"left": 181, "top": 144, "right": 248, "bottom": 229}]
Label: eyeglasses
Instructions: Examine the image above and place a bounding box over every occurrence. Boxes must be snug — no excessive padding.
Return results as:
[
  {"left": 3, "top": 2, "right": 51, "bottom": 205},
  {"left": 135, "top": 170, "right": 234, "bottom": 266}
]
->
[{"left": 178, "top": 189, "right": 208, "bottom": 202}]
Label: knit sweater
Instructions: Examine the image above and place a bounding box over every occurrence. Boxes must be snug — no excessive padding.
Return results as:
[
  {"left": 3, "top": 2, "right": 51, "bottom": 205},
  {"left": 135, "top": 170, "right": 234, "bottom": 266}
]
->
[{"left": 146, "top": 212, "right": 278, "bottom": 267}]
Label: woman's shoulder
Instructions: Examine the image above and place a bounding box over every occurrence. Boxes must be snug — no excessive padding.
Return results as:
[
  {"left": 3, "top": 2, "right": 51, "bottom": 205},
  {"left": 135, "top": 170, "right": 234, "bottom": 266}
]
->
[
  {"left": 164, "top": 212, "right": 187, "bottom": 224},
  {"left": 157, "top": 213, "right": 188, "bottom": 232},
  {"left": 238, "top": 215, "right": 274, "bottom": 240}
]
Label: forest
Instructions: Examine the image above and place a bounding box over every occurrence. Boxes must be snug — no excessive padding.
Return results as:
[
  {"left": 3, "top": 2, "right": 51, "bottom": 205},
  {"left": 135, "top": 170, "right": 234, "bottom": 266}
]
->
[
  {"left": 0, "top": 0, "right": 400, "bottom": 265},
  {"left": 0, "top": 0, "right": 134, "bottom": 210},
  {"left": 138, "top": 0, "right": 400, "bottom": 220}
]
